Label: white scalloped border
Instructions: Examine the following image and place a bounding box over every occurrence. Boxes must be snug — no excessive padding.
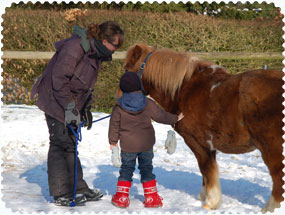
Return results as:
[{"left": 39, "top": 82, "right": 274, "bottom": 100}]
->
[{"left": 0, "top": 1, "right": 284, "bottom": 215}]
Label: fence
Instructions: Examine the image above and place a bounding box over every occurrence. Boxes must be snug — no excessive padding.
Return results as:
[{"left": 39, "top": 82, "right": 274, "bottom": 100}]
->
[
  {"left": 1, "top": 51, "right": 283, "bottom": 60},
  {"left": 1, "top": 50, "right": 283, "bottom": 108}
]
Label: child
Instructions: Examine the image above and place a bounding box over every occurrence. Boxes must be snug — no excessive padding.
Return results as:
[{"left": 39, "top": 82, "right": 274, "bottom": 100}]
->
[{"left": 108, "top": 71, "right": 184, "bottom": 208}]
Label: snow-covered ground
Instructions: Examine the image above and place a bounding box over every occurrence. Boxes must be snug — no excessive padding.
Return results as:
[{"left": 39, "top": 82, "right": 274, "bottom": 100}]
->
[{"left": 0, "top": 104, "right": 284, "bottom": 214}]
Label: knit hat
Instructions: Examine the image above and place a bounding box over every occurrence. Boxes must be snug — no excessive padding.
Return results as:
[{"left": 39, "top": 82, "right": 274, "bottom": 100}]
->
[{"left": 120, "top": 71, "right": 141, "bottom": 93}]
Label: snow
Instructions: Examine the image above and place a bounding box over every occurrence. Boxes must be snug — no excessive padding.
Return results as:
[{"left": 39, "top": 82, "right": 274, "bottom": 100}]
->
[{"left": 0, "top": 104, "right": 284, "bottom": 214}]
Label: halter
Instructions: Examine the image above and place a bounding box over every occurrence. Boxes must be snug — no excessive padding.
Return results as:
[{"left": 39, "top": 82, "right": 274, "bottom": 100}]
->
[{"left": 138, "top": 51, "right": 153, "bottom": 94}]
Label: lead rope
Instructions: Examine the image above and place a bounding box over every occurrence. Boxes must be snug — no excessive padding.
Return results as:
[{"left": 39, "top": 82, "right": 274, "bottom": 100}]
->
[
  {"left": 68, "top": 122, "right": 83, "bottom": 207},
  {"left": 68, "top": 114, "right": 111, "bottom": 207}
]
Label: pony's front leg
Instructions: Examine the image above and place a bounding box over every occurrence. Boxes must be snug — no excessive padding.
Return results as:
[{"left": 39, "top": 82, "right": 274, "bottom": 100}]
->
[
  {"left": 198, "top": 177, "right": 206, "bottom": 201},
  {"left": 194, "top": 146, "right": 221, "bottom": 209},
  {"left": 201, "top": 161, "right": 222, "bottom": 210},
  {"left": 177, "top": 127, "right": 222, "bottom": 209}
]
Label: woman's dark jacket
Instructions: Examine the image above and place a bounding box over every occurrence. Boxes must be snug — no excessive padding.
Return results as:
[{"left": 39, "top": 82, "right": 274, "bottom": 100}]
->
[{"left": 31, "top": 27, "right": 111, "bottom": 123}]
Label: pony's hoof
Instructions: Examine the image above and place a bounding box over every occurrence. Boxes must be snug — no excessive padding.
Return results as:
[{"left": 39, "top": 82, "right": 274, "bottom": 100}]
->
[
  {"left": 203, "top": 204, "right": 211, "bottom": 210},
  {"left": 261, "top": 196, "right": 281, "bottom": 213}
]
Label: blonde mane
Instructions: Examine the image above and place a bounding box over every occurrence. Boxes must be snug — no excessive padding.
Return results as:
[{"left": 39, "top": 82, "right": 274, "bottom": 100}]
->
[{"left": 143, "top": 48, "right": 202, "bottom": 99}]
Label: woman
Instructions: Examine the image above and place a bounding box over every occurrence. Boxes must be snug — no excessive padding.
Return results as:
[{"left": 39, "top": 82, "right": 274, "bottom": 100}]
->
[{"left": 31, "top": 21, "right": 124, "bottom": 206}]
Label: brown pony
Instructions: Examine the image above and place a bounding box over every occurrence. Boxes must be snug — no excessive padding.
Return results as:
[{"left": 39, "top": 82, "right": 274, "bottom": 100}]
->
[{"left": 120, "top": 43, "right": 284, "bottom": 213}]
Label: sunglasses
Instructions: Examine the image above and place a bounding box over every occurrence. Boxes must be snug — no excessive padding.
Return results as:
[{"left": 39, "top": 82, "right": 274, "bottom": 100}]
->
[{"left": 107, "top": 40, "right": 119, "bottom": 49}]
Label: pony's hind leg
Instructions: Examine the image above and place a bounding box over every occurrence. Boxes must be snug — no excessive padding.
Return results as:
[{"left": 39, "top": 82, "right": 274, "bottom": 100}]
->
[
  {"left": 254, "top": 130, "right": 284, "bottom": 213},
  {"left": 260, "top": 147, "right": 284, "bottom": 213}
]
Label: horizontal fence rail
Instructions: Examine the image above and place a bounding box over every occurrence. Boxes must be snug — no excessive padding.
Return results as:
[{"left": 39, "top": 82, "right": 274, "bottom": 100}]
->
[{"left": 1, "top": 51, "right": 283, "bottom": 60}]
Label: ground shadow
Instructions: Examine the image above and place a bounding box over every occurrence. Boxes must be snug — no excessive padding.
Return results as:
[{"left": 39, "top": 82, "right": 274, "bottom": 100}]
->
[
  {"left": 19, "top": 161, "right": 53, "bottom": 202},
  {"left": 154, "top": 167, "right": 270, "bottom": 207},
  {"left": 19, "top": 162, "right": 271, "bottom": 208},
  {"left": 93, "top": 165, "right": 144, "bottom": 202}
]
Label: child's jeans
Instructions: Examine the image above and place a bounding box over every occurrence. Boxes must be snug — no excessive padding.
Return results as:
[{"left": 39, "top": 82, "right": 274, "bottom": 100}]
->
[{"left": 118, "top": 148, "right": 155, "bottom": 183}]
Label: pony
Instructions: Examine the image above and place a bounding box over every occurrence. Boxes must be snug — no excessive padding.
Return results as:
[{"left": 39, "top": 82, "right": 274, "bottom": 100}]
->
[{"left": 119, "top": 43, "right": 284, "bottom": 213}]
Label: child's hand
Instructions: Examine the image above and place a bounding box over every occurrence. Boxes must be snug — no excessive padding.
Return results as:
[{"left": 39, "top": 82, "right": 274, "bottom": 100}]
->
[
  {"left": 177, "top": 112, "right": 184, "bottom": 122},
  {"left": 110, "top": 143, "right": 118, "bottom": 150}
]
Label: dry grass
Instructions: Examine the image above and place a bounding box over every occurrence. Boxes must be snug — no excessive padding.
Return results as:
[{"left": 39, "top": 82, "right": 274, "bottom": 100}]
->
[
  {"left": 2, "top": 9, "right": 284, "bottom": 52},
  {"left": 1, "top": 9, "right": 283, "bottom": 111}
]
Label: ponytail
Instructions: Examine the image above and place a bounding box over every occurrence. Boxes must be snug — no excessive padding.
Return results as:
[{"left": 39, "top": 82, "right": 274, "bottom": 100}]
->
[{"left": 87, "top": 23, "right": 100, "bottom": 39}]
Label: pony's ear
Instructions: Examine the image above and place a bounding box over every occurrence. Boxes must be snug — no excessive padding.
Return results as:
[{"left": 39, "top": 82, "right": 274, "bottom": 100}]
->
[
  {"left": 124, "top": 45, "right": 143, "bottom": 70},
  {"left": 115, "top": 86, "right": 123, "bottom": 99}
]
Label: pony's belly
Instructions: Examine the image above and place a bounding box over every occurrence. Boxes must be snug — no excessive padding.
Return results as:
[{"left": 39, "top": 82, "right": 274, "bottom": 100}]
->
[
  {"left": 214, "top": 137, "right": 256, "bottom": 154},
  {"left": 217, "top": 145, "right": 256, "bottom": 154}
]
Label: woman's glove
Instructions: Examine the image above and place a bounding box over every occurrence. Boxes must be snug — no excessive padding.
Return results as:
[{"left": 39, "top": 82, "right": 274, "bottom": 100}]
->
[
  {"left": 165, "top": 130, "right": 177, "bottom": 155},
  {"left": 82, "top": 106, "right": 93, "bottom": 130},
  {"left": 65, "top": 100, "right": 80, "bottom": 127},
  {"left": 111, "top": 145, "right": 122, "bottom": 168}
]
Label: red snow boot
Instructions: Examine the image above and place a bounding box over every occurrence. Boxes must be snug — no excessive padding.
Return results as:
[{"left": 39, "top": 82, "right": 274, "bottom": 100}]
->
[
  {"left": 111, "top": 180, "right": 132, "bottom": 208},
  {"left": 142, "top": 179, "right": 163, "bottom": 208}
]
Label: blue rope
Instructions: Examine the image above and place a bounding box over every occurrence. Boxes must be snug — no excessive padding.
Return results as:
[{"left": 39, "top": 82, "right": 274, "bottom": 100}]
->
[
  {"left": 67, "top": 114, "right": 111, "bottom": 207},
  {"left": 68, "top": 122, "right": 83, "bottom": 207},
  {"left": 92, "top": 114, "right": 111, "bottom": 123}
]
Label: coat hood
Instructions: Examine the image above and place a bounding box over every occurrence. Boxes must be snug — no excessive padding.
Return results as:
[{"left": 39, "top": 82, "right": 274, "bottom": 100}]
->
[
  {"left": 118, "top": 92, "right": 146, "bottom": 114},
  {"left": 72, "top": 25, "right": 91, "bottom": 53}
]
